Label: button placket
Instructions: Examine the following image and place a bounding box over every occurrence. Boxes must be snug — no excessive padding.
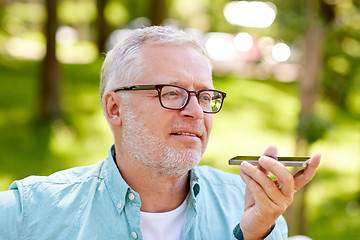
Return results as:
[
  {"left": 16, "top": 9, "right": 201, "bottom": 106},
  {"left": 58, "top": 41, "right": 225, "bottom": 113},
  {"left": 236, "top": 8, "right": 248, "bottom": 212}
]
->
[
  {"left": 123, "top": 190, "right": 141, "bottom": 239},
  {"left": 128, "top": 192, "right": 135, "bottom": 201}
]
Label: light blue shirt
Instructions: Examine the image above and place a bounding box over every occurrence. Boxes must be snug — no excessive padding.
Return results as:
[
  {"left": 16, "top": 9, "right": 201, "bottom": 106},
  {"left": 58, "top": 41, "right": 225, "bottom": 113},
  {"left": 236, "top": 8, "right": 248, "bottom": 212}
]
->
[{"left": 0, "top": 146, "right": 287, "bottom": 239}]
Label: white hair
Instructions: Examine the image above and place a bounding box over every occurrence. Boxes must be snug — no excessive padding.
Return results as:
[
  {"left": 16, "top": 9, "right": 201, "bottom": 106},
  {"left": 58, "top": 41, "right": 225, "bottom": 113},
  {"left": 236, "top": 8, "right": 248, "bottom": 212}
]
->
[{"left": 100, "top": 26, "right": 211, "bottom": 109}]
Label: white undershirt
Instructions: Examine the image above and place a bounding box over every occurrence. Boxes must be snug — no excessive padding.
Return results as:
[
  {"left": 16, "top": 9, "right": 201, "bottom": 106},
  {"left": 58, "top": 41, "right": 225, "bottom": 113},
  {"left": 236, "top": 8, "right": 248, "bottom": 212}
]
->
[{"left": 140, "top": 199, "right": 187, "bottom": 240}]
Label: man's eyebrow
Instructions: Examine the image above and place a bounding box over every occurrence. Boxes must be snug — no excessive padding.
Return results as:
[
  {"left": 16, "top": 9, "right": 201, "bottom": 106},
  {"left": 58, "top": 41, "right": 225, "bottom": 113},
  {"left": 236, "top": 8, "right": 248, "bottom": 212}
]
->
[
  {"left": 162, "top": 80, "right": 215, "bottom": 90},
  {"left": 196, "top": 84, "right": 216, "bottom": 90}
]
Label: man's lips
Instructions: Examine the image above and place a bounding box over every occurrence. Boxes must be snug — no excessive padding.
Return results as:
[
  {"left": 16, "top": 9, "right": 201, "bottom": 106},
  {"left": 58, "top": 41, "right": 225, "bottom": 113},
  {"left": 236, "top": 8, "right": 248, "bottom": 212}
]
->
[
  {"left": 170, "top": 131, "right": 202, "bottom": 139},
  {"left": 172, "top": 132, "right": 199, "bottom": 137}
]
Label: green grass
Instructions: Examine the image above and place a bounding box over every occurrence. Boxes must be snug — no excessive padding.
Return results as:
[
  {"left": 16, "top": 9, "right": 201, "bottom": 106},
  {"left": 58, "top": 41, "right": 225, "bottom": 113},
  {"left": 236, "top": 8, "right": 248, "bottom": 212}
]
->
[{"left": 0, "top": 60, "right": 359, "bottom": 239}]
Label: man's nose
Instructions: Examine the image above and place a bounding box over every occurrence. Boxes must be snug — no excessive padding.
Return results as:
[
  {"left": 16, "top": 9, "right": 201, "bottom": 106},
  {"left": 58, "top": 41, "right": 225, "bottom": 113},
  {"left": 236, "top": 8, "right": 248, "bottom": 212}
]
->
[{"left": 180, "top": 95, "right": 204, "bottom": 119}]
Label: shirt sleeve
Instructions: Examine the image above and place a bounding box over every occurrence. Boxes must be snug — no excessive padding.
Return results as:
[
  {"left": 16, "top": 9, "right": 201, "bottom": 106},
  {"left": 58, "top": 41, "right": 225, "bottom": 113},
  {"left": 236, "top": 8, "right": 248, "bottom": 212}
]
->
[
  {"left": 0, "top": 189, "right": 24, "bottom": 240},
  {"left": 232, "top": 215, "right": 288, "bottom": 240},
  {"left": 233, "top": 224, "right": 244, "bottom": 240},
  {"left": 264, "top": 215, "right": 288, "bottom": 240}
]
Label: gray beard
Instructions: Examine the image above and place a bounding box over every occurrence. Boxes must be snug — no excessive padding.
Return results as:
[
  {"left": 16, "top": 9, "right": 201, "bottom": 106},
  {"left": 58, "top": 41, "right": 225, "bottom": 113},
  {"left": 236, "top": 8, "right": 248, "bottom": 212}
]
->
[{"left": 122, "top": 109, "right": 202, "bottom": 177}]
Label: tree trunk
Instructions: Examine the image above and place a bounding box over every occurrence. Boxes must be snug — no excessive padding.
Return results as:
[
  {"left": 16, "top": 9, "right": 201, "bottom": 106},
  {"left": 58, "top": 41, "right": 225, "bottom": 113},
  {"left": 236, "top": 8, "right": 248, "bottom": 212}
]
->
[
  {"left": 39, "top": 0, "right": 61, "bottom": 120},
  {"left": 150, "top": 0, "right": 166, "bottom": 25},
  {"left": 97, "top": 0, "right": 107, "bottom": 54},
  {"left": 299, "top": 24, "right": 324, "bottom": 117},
  {"left": 287, "top": 12, "right": 325, "bottom": 238}
]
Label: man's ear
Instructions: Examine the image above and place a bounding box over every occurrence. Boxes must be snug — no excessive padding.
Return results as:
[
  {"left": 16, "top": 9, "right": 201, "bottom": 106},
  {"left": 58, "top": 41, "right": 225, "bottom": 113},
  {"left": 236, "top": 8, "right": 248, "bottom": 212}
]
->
[{"left": 104, "top": 91, "right": 123, "bottom": 127}]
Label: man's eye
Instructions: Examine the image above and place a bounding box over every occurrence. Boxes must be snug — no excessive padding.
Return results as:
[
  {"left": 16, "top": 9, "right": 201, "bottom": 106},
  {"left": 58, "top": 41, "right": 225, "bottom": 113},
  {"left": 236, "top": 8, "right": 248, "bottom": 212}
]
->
[
  {"left": 200, "top": 93, "right": 212, "bottom": 103},
  {"left": 168, "top": 91, "right": 178, "bottom": 96},
  {"left": 162, "top": 90, "right": 180, "bottom": 98}
]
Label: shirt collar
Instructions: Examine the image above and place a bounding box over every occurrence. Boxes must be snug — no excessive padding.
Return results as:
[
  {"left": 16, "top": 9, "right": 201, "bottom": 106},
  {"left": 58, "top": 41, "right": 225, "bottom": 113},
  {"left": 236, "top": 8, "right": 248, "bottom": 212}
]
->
[
  {"left": 101, "top": 145, "right": 140, "bottom": 214},
  {"left": 101, "top": 145, "right": 202, "bottom": 213},
  {"left": 189, "top": 167, "right": 201, "bottom": 198}
]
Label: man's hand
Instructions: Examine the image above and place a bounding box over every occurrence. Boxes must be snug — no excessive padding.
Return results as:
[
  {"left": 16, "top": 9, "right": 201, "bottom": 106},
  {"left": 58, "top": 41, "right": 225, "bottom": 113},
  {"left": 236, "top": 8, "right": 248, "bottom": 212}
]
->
[{"left": 239, "top": 145, "right": 321, "bottom": 240}]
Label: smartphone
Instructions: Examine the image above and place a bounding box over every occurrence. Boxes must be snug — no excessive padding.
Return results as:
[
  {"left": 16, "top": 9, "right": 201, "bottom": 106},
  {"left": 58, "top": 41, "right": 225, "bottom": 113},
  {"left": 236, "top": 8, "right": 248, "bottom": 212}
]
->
[{"left": 229, "top": 156, "right": 310, "bottom": 167}]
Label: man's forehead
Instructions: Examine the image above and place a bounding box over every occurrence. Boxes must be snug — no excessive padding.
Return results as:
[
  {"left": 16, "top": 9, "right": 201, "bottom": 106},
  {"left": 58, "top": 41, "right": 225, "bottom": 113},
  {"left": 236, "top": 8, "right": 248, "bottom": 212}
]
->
[
  {"left": 141, "top": 42, "right": 207, "bottom": 59},
  {"left": 140, "top": 43, "right": 211, "bottom": 72}
]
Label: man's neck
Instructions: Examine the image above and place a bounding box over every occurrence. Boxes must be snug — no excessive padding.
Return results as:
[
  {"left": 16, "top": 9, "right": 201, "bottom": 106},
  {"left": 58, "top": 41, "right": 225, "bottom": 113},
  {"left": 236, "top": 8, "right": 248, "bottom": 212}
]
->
[{"left": 115, "top": 155, "right": 190, "bottom": 213}]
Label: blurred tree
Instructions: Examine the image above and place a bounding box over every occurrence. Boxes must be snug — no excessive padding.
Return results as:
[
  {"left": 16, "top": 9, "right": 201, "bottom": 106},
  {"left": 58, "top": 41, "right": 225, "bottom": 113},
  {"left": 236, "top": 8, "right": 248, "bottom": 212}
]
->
[
  {"left": 0, "top": 2, "right": 4, "bottom": 35},
  {"left": 40, "top": 0, "right": 61, "bottom": 120},
  {"left": 296, "top": 0, "right": 335, "bottom": 155},
  {"left": 207, "top": 0, "right": 233, "bottom": 32},
  {"left": 275, "top": 0, "right": 360, "bottom": 118},
  {"left": 126, "top": 0, "right": 149, "bottom": 20},
  {"left": 273, "top": 0, "right": 336, "bottom": 236},
  {"left": 150, "top": 0, "right": 166, "bottom": 25},
  {"left": 322, "top": 6, "right": 360, "bottom": 118},
  {"left": 96, "top": 0, "right": 107, "bottom": 53}
]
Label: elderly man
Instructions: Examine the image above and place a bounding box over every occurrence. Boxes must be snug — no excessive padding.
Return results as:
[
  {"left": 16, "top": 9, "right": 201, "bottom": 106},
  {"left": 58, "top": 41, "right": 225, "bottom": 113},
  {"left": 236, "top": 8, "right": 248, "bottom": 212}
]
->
[{"left": 0, "top": 26, "right": 321, "bottom": 240}]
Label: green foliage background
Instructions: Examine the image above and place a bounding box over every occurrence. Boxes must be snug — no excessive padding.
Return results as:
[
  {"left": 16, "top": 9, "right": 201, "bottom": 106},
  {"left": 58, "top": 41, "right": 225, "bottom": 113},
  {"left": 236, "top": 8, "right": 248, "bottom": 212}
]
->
[
  {"left": 0, "top": 59, "right": 359, "bottom": 239},
  {"left": 0, "top": 0, "right": 359, "bottom": 239}
]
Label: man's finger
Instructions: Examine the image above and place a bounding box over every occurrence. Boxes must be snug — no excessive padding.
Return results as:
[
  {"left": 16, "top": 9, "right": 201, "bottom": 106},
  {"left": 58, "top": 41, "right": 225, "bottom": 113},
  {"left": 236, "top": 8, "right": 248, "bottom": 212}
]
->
[
  {"left": 240, "top": 160, "right": 285, "bottom": 204},
  {"left": 258, "top": 156, "right": 294, "bottom": 198},
  {"left": 294, "top": 153, "right": 321, "bottom": 190},
  {"left": 260, "top": 145, "right": 278, "bottom": 175},
  {"left": 239, "top": 162, "right": 276, "bottom": 207},
  {"left": 262, "top": 145, "right": 278, "bottom": 159}
]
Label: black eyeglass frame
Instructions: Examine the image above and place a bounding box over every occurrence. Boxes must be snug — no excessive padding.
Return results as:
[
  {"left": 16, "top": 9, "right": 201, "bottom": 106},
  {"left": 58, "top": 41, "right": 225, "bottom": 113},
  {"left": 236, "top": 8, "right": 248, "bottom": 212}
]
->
[{"left": 113, "top": 84, "right": 227, "bottom": 114}]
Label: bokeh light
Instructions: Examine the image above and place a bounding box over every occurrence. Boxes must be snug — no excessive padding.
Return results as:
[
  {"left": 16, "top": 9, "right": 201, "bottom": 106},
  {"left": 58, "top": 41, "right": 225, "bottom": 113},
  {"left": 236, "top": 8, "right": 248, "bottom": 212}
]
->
[
  {"left": 233, "top": 32, "right": 253, "bottom": 52},
  {"left": 58, "top": 0, "right": 97, "bottom": 24},
  {"left": 272, "top": 43, "right": 291, "bottom": 62},
  {"left": 56, "top": 26, "right": 78, "bottom": 45},
  {"left": 104, "top": 1, "right": 129, "bottom": 27},
  {"left": 224, "top": 1, "right": 276, "bottom": 28},
  {"left": 204, "top": 32, "right": 238, "bottom": 61},
  {"left": 5, "top": 37, "right": 45, "bottom": 60}
]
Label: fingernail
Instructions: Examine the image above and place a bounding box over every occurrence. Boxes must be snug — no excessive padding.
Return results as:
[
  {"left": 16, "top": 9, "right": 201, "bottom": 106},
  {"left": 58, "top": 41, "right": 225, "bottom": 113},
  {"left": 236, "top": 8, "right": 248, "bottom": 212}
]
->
[{"left": 241, "top": 161, "right": 252, "bottom": 169}]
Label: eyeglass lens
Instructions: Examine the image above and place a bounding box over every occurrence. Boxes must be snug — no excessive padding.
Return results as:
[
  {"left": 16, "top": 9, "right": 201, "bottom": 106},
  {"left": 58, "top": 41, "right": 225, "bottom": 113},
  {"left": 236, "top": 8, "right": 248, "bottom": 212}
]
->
[{"left": 159, "top": 86, "right": 223, "bottom": 113}]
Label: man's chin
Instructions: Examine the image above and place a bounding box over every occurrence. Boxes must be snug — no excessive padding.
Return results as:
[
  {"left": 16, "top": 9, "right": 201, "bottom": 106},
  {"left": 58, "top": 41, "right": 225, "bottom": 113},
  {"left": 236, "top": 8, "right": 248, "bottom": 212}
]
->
[
  {"left": 168, "top": 138, "right": 203, "bottom": 149},
  {"left": 155, "top": 150, "right": 202, "bottom": 177}
]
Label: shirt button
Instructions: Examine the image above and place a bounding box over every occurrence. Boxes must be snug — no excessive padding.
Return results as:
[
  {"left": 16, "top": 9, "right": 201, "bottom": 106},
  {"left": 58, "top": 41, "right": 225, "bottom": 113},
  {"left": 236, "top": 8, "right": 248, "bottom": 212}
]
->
[
  {"left": 131, "top": 231, "right": 137, "bottom": 239},
  {"left": 128, "top": 193, "right": 135, "bottom": 200},
  {"left": 117, "top": 203, "right": 122, "bottom": 209}
]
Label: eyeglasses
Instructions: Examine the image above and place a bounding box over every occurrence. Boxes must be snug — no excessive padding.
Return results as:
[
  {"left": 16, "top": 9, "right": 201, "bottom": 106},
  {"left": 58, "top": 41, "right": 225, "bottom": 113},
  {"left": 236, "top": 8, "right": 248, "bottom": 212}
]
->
[{"left": 113, "top": 84, "right": 226, "bottom": 114}]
